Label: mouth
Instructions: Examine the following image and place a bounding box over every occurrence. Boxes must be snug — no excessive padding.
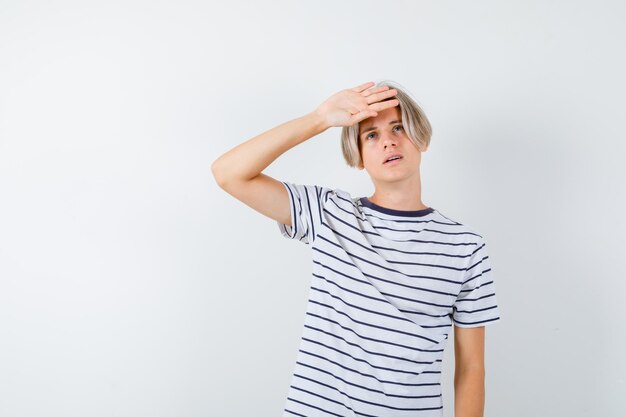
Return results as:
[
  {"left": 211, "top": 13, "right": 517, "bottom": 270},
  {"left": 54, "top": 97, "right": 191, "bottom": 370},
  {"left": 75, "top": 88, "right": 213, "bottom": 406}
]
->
[{"left": 383, "top": 155, "right": 403, "bottom": 165}]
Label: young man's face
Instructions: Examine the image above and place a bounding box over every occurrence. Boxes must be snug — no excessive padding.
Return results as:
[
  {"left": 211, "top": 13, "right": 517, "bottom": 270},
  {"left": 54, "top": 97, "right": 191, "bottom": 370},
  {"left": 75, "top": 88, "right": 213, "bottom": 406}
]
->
[{"left": 357, "top": 106, "right": 426, "bottom": 181}]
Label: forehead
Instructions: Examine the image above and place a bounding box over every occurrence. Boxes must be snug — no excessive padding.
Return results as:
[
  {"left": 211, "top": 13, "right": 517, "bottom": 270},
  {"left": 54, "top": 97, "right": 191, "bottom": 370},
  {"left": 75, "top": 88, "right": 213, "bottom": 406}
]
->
[{"left": 359, "top": 106, "right": 401, "bottom": 134}]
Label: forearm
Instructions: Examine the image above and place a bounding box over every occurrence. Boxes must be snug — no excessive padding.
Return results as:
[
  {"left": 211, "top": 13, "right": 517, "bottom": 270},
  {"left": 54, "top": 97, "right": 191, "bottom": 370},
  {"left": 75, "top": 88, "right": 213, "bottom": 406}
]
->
[
  {"left": 454, "top": 366, "right": 485, "bottom": 417},
  {"left": 211, "top": 110, "right": 328, "bottom": 185}
]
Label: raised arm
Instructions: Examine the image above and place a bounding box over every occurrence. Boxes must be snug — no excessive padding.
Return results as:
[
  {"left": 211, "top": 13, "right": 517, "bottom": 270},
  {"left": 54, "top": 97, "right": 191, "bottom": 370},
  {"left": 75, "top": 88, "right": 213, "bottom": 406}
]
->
[{"left": 210, "top": 81, "right": 399, "bottom": 226}]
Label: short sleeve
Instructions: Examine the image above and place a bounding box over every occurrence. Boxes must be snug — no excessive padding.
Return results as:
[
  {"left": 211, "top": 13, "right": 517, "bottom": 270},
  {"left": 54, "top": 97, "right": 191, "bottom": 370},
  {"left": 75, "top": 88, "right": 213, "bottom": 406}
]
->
[
  {"left": 276, "top": 181, "right": 334, "bottom": 245},
  {"left": 452, "top": 236, "right": 502, "bottom": 328}
]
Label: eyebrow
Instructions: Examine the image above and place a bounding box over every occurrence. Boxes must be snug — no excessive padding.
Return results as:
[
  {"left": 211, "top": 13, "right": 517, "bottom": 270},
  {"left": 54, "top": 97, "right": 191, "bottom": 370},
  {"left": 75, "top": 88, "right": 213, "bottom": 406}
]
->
[{"left": 360, "top": 120, "right": 402, "bottom": 137}]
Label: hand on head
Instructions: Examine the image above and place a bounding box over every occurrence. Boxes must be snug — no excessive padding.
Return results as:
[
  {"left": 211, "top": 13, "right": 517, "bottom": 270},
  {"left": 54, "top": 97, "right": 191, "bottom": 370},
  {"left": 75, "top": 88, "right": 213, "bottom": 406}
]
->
[{"left": 314, "top": 81, "right": 400, "bottom": 129}]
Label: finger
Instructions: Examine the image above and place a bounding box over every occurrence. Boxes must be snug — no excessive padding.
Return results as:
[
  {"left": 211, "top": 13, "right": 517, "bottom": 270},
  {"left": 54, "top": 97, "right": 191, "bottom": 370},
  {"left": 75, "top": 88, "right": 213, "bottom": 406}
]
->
[
  {"left": 350, "top": 110, "right": 378, "bottom": 125},
  {"left": 350, "top": 81, "right": 375, "bottom": 93},
  {"left": 366, "top": 88, "right": 398, "bottom": 104},
  {"left": 362, "top": 85, "right": 390, "bottom": 97},
  {"left": 369, "top": 98, "right": 399, "bottom": 112}
]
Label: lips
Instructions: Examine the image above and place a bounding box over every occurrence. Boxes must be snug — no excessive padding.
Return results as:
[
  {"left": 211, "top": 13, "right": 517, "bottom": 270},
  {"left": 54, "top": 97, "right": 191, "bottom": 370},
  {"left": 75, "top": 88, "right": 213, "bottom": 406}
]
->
[{"left": 383, "top": 154, "right": 403, "bottom": 164}]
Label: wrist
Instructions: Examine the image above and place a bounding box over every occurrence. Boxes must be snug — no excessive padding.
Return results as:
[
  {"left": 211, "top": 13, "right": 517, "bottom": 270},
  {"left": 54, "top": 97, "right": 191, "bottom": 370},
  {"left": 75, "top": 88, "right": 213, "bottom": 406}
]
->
[{"left": 307, "top": 109, "right": 330, "bottom": 132}]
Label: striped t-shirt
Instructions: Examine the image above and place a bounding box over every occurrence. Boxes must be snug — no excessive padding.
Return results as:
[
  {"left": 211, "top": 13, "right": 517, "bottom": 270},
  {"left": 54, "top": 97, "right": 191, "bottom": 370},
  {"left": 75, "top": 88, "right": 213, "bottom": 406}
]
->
[{"left": 276, "top": 181, "right": 502, "bottom": 417}]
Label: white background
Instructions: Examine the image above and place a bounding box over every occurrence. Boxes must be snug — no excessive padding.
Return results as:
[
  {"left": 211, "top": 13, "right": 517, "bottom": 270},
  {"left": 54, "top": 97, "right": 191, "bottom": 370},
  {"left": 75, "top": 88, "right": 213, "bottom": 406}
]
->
[{"left": 1, "top": 1, "right": 625, "bottom": 416}]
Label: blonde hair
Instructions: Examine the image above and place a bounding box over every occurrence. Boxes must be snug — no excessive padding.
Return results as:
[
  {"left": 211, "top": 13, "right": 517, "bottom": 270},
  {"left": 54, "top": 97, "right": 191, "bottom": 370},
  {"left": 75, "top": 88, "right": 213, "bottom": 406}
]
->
[{"left": 340, "top": 80, "right": 432, "bottom": 168}]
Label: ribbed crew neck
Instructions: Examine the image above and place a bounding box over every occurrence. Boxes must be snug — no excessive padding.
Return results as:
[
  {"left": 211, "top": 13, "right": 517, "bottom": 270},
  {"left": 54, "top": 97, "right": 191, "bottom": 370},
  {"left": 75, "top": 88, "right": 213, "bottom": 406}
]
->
[{"left": 359, "top": 197, "right": 434, "bottom": 217}]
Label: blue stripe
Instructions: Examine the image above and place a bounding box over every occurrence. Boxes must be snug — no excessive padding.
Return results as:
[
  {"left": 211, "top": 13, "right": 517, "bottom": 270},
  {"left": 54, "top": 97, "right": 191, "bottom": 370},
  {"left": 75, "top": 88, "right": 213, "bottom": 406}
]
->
[
  {"left": 310, "top": 282, "right": 411, "bottom": 323},
  {"left": 293, "top": 372, "right": 442, "bottom": 408},
  {"left": 463, "top": 266, "right": 491, "bottom": 286},
  {"left": 313, "top": 247, "right": 460, "bottom": 295},
  {"left": 304, "top": 315, "right": 445, "bottom": 357},
  {"left": 453, "top": 316, "right": 501, "bottom": 326},
  {"left": 317, "top": 228, "right": 473, "bottom": 273},
  {"left": 314, "top": 243, "right": 463, "bottom": 286},
  {"left": 286, "top": 395, "right": 344, "bottom": 417},
  {"left": 283, "top": 182, "right": 299, "bottom": 238},
  {"left": 307, "top": 296, "right": 441, "bottom": 344},
  {"left": 312, "top": 261, "right": 457, "bottom": 310},
  {"left": 455, "top": 304, "right": 499, "bottom": 314},
  {"left": 304, "top": 185, "right": 316, "bottom": 242},
  {"left": 295, "top": 360, "right": 438, "bottom": 397},
  {"left": 455, "top": 291, "right": 498, "bottom": 303},
  {"left": 311, "top": 271, "right": 453, "bottom": 329},
  {"left": 458, "top": 278, "right": 495, "bottom": 295},
  {"left": 284, "top": 408, "right": 307, "bottom": 416},
  {"left": 299, "top": 347, "right": 442, "bottom": 386},
  {"left": 301, "top": 327, "right": 442, "bottom": 375},
  {"left": 290, "top": 384, "right": 444, "bottom": 415}
]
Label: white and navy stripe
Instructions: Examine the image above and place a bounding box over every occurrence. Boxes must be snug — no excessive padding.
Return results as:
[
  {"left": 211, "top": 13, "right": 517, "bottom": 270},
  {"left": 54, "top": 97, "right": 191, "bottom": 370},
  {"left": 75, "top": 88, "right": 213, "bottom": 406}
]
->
[{"left": 277, "top": 181, "right": 501, "bottom": 417}]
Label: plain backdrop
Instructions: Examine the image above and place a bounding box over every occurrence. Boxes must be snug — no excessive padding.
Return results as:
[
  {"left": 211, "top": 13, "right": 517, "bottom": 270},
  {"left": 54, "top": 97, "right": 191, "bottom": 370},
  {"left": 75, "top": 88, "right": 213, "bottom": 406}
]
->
[{"left": 1, "top": 1, "right": 625, "bottom": 416}]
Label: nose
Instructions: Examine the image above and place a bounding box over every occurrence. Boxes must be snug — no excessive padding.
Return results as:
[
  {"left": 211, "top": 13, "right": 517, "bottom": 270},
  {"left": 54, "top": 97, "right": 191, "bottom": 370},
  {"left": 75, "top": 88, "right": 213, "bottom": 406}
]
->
[{"left": 381, "top": 132, "right": 398, "bottom": 149}]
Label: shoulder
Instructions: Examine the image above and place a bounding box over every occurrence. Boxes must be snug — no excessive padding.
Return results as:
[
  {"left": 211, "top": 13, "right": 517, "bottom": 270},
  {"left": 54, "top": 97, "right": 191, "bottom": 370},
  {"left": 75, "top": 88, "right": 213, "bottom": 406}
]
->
[{"left": 432, "top": 209, "right": 485, "bottom": 244}]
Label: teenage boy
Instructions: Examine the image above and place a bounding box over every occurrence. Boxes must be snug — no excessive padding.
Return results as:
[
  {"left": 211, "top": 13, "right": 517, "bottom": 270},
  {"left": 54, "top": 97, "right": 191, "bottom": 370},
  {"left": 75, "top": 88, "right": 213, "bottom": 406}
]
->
[{"left": 212, "top": 80, "right": 501, "bottom": 417}]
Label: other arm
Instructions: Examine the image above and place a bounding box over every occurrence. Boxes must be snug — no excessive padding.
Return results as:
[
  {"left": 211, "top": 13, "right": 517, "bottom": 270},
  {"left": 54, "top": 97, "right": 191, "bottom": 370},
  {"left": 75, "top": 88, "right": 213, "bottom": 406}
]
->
[{"left": 454, "top": 325, "right": 486, "bottom": 417}]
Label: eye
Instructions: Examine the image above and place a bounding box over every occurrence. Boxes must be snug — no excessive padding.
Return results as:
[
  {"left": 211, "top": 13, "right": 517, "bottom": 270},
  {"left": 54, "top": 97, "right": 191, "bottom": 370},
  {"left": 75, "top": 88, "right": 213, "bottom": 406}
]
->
[{"left": 364, "top": 125, "right": 403, "bottom": 140}]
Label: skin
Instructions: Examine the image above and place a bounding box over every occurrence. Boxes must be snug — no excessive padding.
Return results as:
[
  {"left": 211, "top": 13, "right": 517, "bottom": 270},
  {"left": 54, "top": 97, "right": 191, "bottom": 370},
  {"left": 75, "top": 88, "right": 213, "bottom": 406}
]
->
[{"left": 454, "top": 325, "right": 486, "bottom": 417}]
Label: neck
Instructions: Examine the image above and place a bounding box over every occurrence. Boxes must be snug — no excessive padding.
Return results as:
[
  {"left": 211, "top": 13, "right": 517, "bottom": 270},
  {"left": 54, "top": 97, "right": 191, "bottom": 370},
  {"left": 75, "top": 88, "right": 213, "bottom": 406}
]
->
[{"left": 369, "top": 173, "right": 427, "bottom": 211}]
